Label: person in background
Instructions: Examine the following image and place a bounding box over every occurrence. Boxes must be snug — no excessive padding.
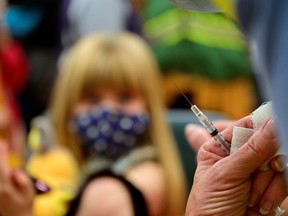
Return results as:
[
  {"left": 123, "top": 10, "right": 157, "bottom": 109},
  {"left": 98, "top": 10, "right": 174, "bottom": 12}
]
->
[
  {"left": 0, "top": 32, "right": 188, "bottom": 216},
  {"left": 51, "top": 31, "right": 187, "bottom": 216},
  {"left": 60, "top": 0, "right": 143, "bottom": 62}
]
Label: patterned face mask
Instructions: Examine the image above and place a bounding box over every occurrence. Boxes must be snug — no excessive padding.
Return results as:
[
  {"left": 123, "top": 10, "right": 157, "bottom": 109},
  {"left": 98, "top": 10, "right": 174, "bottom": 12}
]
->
[{"left": 73, "top": 106, "right": 150, "bottom": 160}]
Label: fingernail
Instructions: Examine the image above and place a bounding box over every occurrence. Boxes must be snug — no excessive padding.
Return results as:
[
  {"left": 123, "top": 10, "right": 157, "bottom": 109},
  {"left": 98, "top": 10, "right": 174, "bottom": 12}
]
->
[
  {"left": 185, "top": 124, "right": 197, "bottom": 131},
  {"left": 275, "top": 156, "right": 287, "bottom": 172},
  {"left": 259, "top": 208, "right": 269, "bottom": 215},
  {"left": 248, "top": 202, "right": 254, "bottom": 207},
  {"left": 259, "top": 201, "right": 273, "bottom": 215},
  {"left": 185, "top": 124, "right": 198, "bottom": 135},
  {"left": 275, "top": 160, "right": 285, "bottom": 172}
]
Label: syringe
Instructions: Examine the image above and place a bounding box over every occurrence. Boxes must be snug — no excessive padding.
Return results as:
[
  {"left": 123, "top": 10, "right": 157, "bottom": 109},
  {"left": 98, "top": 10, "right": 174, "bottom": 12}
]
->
[
  {"left": 191, "top": 105, "right": 230, "bottom": 155},
  {"left": 172, "top": 81, "right": 230, "bottom": 154}
]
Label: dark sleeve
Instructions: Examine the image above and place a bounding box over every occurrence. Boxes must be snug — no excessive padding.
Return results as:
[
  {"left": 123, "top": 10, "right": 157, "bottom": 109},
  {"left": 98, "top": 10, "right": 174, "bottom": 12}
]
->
[
  {"left": 236, "top": 0, "right": 288, "bottom": 155},
  {"left": 65, "top": 170, "right": 149, "bottom": 216}
]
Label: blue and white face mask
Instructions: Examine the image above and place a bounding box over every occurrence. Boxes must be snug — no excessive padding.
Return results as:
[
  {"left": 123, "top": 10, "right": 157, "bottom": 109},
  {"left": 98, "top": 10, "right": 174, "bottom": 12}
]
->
[{"left": 73, "top": 106, "right": 150, "bottom": 160}]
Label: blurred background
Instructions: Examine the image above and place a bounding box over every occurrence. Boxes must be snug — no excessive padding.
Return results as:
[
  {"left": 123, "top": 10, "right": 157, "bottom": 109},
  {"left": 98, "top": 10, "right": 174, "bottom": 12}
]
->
[{"left": 0, "top": 0, "right": 262, "bottom": 188}]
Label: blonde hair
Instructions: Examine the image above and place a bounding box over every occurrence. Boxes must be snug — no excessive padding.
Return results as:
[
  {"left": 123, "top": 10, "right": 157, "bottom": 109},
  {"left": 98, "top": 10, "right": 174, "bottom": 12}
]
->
[{"left": 50, "top": 32, "right": 187, "bottom": 215}]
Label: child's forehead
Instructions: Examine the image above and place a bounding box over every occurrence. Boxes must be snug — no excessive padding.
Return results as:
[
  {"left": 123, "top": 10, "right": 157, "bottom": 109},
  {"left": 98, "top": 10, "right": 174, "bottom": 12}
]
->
[
  {"left": 83, "top": 70, "right": 142, "bottom": 87},
  {"left": 83, "top": 83, "right": 142, "bottom": 95}
]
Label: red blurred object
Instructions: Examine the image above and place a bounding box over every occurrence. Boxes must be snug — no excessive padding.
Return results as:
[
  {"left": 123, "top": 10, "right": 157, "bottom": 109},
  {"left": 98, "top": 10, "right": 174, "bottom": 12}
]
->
[
  {"left": 0, "top": 39, "right": 29, "bottom": 167},
  {"left": 0, "top": 40, "right": 29, "bottom": 95}
]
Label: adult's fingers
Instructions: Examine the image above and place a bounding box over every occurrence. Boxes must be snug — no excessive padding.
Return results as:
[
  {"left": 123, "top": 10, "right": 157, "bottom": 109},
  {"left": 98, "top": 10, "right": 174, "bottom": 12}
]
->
[
  {"left": 258, "top": 172, "right": 287, "bottom": 214},
  {"left": 199, "top": 116, "right": 252, "bottom": 158},
  {"left": 185, "top": 124, "right": 211, "bottom": 152},
  {"left": 223, "top": 118, "right": 278, "bottom": 177},
  {"left": 213, "top": 119, "right": 236, "bottom": 131},
  {"left": 249, "top": 169, "right": 275, "bottom": 207},
  {"left": 185, "top": 120, "right": 235, "bottom": 152}
]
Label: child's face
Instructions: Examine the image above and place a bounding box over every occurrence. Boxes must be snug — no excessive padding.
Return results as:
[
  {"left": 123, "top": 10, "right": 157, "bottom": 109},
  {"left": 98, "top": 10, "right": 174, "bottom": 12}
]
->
[
  {"left": 74, "top": 85, "right": 147, "bottom": 116},
  {"left": 72, "top": 85, "right": 150, "bottom": 159}
]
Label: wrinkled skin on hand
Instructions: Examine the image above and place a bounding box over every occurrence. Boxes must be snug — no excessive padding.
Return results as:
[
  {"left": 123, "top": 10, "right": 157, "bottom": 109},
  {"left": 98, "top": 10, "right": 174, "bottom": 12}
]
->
[{"left": 186, "top": 117, "right": 288, "bottom": 216}]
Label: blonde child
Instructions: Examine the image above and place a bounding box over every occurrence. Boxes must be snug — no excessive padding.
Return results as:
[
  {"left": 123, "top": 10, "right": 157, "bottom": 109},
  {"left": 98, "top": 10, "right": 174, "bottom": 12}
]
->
[{"left": 24, "top": 32, "right": 187, "bottom": 215}]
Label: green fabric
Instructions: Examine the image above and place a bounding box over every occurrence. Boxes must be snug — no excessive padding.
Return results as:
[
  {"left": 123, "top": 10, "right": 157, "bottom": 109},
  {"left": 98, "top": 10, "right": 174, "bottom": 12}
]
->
[
  {"left": 152, "top": 40, "right": 252, "bottom": 80},
  {"left": 143, "top": 0, "right": 253, "bottom": 80},
  {"left": 144, "top": 8, "right": 246, "bottom": 50}
]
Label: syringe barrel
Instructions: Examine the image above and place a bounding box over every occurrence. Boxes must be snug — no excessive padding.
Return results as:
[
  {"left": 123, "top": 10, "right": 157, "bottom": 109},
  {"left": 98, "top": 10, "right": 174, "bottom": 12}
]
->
[
  {"left": 191, "top": 105, "right": 215, "bottom": 133},
  {"left": 214, "top": 133, "right": 230, "bottom": 154},
  {"left": 200, "top": 118, "right": 216, "bottom": 134},
  {"left": 191, "top": 105, "right": 230, "bottom": 154}
]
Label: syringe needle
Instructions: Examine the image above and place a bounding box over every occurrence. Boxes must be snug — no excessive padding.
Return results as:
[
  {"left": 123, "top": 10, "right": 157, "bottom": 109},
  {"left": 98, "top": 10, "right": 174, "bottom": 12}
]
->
[{"left": 172, "top": 81, "right": 193, "bottom": 107}]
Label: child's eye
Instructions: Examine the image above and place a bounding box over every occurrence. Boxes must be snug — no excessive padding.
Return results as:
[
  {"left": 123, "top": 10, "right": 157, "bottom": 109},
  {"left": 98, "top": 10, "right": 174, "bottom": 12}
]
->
[
  {"left": 118, "top": 93, "right": 131, "bottom": 104},
  {"left": 85, "top": 95, "right": 101, "bottom": 105}
]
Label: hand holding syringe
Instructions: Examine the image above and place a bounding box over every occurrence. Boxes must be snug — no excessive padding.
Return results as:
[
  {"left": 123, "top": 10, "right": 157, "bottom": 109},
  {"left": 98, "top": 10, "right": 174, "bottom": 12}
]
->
[
  {"left": 173, "top": 82, "right": 230, "bottom": 155},
  {"left": 174, "top": 83, "right": 285, "bottom": 215},
  {"left": 190, "top": 103, "right": 285, "bottom": 216},
  {"left": 190, "top": 105, "right": 230, "bottom": 155}
]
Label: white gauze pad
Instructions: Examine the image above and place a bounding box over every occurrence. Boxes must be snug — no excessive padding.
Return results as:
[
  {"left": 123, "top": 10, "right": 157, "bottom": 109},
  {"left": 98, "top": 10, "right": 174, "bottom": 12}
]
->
[{"left": 230, "top": 101, "right": 283, "bottom": 170}]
